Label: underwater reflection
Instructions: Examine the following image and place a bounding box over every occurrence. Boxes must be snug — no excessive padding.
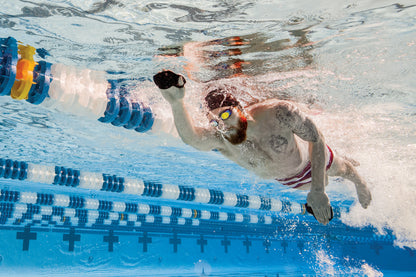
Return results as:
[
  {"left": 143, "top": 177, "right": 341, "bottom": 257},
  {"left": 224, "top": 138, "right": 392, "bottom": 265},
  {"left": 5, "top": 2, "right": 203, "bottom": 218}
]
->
[{"left": 158, "top": 30, "right": 314, "bottom": 82}]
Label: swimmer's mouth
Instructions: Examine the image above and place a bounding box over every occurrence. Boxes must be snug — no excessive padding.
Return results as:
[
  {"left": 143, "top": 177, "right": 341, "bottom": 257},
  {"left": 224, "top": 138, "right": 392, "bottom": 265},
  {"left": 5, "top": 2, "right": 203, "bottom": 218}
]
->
[{"left": 222, "top": 125, "right": 247, "bottom": 145}]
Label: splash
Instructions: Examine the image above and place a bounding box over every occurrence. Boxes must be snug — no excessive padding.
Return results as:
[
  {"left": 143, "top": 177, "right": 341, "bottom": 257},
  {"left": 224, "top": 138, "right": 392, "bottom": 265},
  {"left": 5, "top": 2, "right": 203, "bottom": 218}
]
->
[
  {"left": 314, "top": 249, "right": 384, "bottom": 276},
  {"left": 313, "top": 102, "right": 416, "bottom": 250}
]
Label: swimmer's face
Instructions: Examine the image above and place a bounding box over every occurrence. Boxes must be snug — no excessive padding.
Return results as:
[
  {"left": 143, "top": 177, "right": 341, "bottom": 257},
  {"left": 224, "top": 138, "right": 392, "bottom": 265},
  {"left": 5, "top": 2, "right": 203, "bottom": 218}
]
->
[{"left": 208, "top": 106, "right": 247, "bottom": 145}]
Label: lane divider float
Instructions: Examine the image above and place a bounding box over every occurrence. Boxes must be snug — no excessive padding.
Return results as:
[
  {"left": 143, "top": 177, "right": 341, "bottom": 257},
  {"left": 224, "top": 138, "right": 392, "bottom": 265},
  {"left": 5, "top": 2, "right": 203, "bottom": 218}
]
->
[
  {"left": 0, "top": 158, "right": 346, "bottom": 219},
  {"left": 0, "top": 36, "right": 155, "bottom": 133}
]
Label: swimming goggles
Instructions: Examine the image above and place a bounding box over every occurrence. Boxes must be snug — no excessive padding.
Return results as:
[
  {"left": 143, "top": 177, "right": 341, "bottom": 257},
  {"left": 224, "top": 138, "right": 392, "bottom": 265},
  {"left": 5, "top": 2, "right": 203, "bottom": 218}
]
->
[{"left": 210, "top": 108, "right": 232, "bottom": 128}]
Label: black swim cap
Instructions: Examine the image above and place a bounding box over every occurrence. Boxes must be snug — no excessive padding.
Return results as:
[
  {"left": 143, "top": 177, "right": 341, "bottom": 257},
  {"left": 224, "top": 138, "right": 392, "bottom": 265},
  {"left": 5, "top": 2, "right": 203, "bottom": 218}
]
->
[{"left": 205, "top": 88, "right": 240, "bottom": 110}]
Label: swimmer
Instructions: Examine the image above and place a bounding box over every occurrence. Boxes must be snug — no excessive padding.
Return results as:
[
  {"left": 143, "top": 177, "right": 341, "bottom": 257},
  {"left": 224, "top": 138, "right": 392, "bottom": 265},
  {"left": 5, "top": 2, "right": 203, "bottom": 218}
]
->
[{"left": 153, "top": 70, "right": 372, "bottom": 225}]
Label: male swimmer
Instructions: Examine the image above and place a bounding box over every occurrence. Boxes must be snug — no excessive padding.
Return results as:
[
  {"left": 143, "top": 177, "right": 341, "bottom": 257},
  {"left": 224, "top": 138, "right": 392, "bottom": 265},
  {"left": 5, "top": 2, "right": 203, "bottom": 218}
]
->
[{"left": 153, "top": 70, "right": 372, "bottom": 225}]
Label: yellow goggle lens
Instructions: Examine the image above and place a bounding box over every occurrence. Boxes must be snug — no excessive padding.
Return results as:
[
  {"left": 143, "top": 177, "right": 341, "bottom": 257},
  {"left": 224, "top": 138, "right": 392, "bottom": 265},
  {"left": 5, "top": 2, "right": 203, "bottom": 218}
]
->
[{"left": 220, "top": 109, "right": 232, "bottom": 120}]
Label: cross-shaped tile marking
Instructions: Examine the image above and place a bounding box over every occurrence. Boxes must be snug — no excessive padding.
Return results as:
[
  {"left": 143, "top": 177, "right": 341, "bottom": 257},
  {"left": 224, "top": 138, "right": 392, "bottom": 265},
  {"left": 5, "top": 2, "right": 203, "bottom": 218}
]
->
[
  {"left": 63, "top": 227, "right": 80, "bottom": 252},
  {"left": 169, "top": 232, "right": 181, "bottom": 253},
  {"left": 263, "top": 238, "right": 271, "bottom": 254},
  {"left": 197, "top": 235, "right": 207, "bottom": 253},
  {"left": 16, "top": 225, "right": 37, "bottom": 251},
  {"left": 221, "top": 236, "right": 231, "bottom": 253},
  {"left": 243, "top": 237, "right": 252, "bottom": 253},
  {"left": 281, "top": 240, "right": 288, "bottom": 253},
  {"left": 103, "top": 230, "right": 119, "bottom": 252},
  {"left": 139, "top": 232, "right": 152, "bottom": 252}
]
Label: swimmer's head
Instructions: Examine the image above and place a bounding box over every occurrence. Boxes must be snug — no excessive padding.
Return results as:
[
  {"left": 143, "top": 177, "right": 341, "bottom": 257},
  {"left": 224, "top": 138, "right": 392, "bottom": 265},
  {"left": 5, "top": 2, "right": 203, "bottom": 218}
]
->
[{"left": 205, "top": 88, "right": 247, "bottom": 145}]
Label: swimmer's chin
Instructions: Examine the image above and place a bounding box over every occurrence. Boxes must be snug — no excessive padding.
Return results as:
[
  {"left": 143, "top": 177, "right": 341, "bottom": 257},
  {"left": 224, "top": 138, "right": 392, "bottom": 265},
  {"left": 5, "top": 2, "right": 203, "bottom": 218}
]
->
[
  {"left": 222, "top": 118, "right": 248, "bottom": 145},
  {"left": 223, "top": 129, "right": 247, "bottom": 145}
]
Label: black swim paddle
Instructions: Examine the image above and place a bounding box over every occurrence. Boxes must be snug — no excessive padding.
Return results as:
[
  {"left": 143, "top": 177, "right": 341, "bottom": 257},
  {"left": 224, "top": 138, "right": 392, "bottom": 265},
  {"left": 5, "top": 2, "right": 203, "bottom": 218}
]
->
[
  {"left": 153, "top": 70, "right": 186, "bottom": 90},
  {"left": 304, "top": 203, "right": 334, "bottom": 222}
]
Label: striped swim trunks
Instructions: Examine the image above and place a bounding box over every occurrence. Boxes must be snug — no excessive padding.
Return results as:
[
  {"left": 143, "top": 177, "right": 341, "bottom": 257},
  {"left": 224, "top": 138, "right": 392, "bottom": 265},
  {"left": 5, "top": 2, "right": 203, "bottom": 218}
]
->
[{"left": 276, "top": 145, "right": 334, "bottom": 189}]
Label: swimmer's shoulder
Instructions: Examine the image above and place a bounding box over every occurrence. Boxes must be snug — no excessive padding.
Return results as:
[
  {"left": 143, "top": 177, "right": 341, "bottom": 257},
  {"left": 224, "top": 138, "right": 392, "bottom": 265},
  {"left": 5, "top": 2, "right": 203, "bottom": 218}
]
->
[{"left": 246, "top": 99, "right": 297, "bottom": 117}]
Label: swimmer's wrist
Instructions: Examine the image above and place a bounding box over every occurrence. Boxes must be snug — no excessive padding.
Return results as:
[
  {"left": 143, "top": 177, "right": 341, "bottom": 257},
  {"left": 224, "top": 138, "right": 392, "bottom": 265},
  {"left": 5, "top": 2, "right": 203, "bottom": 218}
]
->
[
  {"left": 310, "top": 189, "right": 325, "bottom": 194},
  {"left": 310, "top": 183, "right": 325, "bottom": 193},
  {"left": 171, "top": 98, "right": 185, "bottom": 107}
]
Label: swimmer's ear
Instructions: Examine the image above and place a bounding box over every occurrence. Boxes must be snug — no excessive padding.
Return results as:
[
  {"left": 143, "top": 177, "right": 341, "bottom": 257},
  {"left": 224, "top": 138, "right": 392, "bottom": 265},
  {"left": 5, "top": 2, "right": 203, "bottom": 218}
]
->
[{"left": 153, "top": 70, "right": 186, "bottom": 89}]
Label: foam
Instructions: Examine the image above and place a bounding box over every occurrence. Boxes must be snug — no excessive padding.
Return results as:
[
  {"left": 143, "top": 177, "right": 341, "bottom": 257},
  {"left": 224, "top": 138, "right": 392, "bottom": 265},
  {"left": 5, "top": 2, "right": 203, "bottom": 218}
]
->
[
  {"left": 314, "top": 249, "right": 384, "bottom": 276},
  {"left": 314, "top": 104, "right": 416, "bottom": 249}
]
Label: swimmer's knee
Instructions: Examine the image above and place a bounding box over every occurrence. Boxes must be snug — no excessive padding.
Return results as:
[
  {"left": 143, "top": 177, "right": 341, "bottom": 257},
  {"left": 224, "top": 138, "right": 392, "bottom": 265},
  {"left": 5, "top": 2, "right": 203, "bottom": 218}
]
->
[
  {"left": 343, "top": 156, "right": 360, "bottom": 167},
  {"left": 328, "top": 156, "right": 351, "bottom": 177}
]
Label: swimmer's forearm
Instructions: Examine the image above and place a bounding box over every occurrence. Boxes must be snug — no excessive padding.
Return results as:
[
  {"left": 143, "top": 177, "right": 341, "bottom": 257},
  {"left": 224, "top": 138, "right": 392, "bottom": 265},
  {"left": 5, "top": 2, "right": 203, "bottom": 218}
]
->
[
  {"left": 170, "top": 100, "right": 201, "bottom": 144},
  {"left": 170, "top": 100, "right": 216, "bottom": 151},
  {"left": 154, "top": 70, "right": 213, "bottom": 148},
  {"left": 310, "top": 137, "right": 327, "bottom": 192},
  {"left": 156, "top": 81, "right": 201, "bottom": 143}
]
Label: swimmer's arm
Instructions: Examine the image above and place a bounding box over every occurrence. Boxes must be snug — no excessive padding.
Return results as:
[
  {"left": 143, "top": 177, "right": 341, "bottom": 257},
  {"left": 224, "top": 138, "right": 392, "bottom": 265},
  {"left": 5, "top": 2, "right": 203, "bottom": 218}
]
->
[
  {"left": 169, "top": 98, "right": 223, "bottom": 151},
  {"left": 153, "top": 71, "right": 222, "bottom": 151},
  {"left": 275, "top": 102, "right": 331, "bottom": 224},
  {"left": 275, "top": 102, "right": 327, "bottom": 190},
  {"left": 295, "top": 120, "right": 326, "bottom": 193}
]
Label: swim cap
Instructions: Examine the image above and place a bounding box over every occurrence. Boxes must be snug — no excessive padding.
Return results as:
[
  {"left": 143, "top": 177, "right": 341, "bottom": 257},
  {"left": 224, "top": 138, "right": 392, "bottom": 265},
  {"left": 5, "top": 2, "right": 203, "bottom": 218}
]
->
[{"left": 204, "top": 88, "right": 240, "bottom": 110}]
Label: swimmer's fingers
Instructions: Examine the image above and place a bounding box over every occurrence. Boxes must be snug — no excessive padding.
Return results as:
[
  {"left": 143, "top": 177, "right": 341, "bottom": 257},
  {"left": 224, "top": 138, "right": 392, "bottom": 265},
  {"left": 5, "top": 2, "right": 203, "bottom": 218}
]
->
[
  {"left": 322, "top": 206, "right": 332, "bottom": 224},
  {"left": 306, "top": 191, "right": 332, "bottom": 225},
  {"left": 314, "top": 208, "right": 330, "bottom": 225}
]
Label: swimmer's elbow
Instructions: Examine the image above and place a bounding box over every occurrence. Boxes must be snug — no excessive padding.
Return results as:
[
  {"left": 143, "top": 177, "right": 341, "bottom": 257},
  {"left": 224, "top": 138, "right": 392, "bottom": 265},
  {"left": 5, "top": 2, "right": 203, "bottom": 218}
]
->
[
  {"left": 194, "top": 144, "right": 213, "bottom": 152},
  {"left": 177, "top": 126, "right": 220, "bottom": 151},
  {"left": 194, "top": 138, "right": 218, "bottom": 151},
  {"left": 178, "top": 135, "right": 196, "bottom": 147},
  {"left": 309, "top": 133, "right": 325, "bottom": 149},
  {"left": 179, "top": 136, "right": 212, "bottom": 152}
]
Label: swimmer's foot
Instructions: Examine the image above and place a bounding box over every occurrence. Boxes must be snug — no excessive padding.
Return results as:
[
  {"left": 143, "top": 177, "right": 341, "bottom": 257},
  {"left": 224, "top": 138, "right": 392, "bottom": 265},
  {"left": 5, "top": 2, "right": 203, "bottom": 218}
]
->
[{"left": 356, "top": 183, "right": 372, "bottom": 209}]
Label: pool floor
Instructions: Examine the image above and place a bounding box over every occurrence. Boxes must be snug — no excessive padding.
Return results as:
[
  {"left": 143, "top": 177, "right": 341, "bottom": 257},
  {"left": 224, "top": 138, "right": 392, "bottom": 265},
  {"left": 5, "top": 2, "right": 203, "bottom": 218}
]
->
[{"left": 0, "top": 179, "right": 415, "bottom": 276}]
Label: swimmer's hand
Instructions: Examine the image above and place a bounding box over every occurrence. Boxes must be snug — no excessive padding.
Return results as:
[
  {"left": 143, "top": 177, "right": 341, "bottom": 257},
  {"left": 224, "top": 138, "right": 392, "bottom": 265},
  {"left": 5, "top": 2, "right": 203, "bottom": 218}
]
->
[
  {"left": 306, "top": 191, "right": 332, "bottom": 225},
  {"left": 153, "top": 70, "right": 186, "bottom": 90},
  {"left": 153, "top": 70, "right": 186, "bottom": 104}
]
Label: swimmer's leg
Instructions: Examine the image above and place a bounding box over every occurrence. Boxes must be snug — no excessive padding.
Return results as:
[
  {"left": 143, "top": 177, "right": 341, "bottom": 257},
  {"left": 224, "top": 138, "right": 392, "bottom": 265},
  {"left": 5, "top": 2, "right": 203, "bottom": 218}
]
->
[{"left": 327, "top": 154, "right": 372, "bottom": 208}]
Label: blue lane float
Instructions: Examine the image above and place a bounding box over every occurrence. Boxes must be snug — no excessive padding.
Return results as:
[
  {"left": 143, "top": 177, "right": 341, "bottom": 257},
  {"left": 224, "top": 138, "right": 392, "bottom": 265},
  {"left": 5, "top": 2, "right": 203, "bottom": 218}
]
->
[
  {"left": 1, "top": 159, "right": 414, "bottom": 276},
  {"left": 0, "top": 37, "right": 18, "bottom": 96},
  {"left": 0, "top": 36, "right": 154, "bottom": 133},
  {"left": 0, "top": 157, "right": 322, "bottom": 218},
  {"left": 0, "top": 187, "right": 255, "bottom": 228},
  {"left": 0, "top": 158, "right": 397, "bottom": 242},
  {"left": 27, "top": 61, "right": 52, "bottom": 104}
]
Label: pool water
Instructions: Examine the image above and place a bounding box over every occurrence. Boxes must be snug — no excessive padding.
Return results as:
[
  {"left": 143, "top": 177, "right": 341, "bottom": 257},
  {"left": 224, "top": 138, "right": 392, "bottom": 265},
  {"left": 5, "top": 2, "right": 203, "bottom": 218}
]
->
[{"left": 0, "top": 0, "right": 415, "bottom": 276}]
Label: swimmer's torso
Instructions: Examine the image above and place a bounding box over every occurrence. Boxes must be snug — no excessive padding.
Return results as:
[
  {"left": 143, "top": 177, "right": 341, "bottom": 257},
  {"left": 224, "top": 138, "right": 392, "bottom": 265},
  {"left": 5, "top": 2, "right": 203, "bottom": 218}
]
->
[{"left": 215, "top": 99, "right": 311, "bottom": 180}]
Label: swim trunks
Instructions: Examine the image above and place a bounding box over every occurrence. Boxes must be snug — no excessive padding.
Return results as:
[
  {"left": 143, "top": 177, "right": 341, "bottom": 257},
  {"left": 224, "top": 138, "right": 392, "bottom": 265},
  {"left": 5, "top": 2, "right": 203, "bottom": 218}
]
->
[{"left": 276, "top": 145, "right": 334, "bottom": 189}]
